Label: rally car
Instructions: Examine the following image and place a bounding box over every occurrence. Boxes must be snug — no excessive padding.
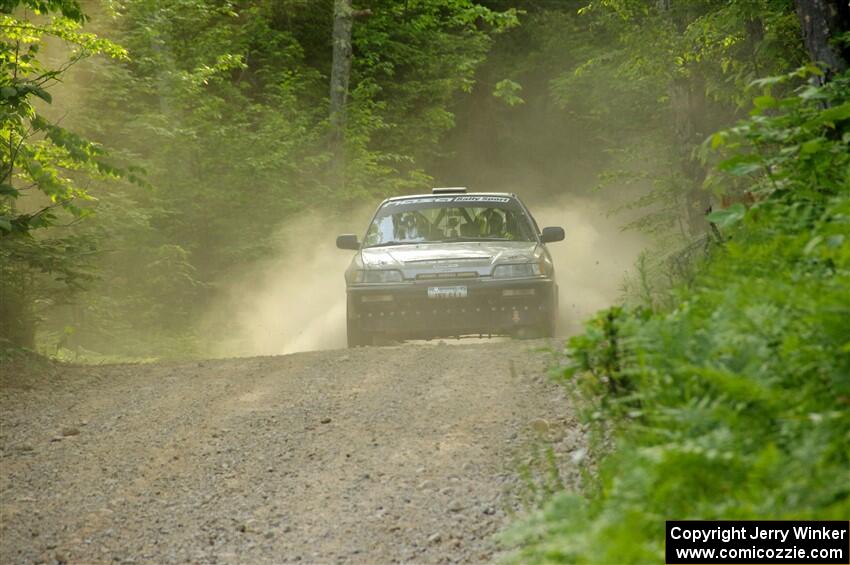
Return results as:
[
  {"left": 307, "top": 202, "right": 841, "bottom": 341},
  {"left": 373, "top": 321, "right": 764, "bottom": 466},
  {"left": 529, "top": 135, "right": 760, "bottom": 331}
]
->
[{"left": 336, "top": 187, "right": 564, "bottom": 347}]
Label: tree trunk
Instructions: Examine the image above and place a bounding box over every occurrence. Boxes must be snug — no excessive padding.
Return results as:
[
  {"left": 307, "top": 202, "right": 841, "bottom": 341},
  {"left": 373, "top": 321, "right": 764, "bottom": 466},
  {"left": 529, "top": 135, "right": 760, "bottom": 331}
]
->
[
  {"left": 0, "top": 278, "right": 36, "bottom": 349},
  {"left": 329, "top": 0, "right": 354, "bottom": 188},
  {"left": 669, "top": 76, "right": 711, "bottom": 235},
  {"left": 659, "top": 1, "right": 711, "bottom": 236},
  {"left": 794, "top": 0, "right": 850, "bottom": 78}
]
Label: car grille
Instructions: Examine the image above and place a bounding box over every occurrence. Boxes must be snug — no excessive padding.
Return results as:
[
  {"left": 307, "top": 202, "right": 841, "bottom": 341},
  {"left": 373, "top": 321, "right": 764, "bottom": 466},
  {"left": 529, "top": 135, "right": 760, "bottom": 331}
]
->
[{"left": 414, "top": 271, "right": 479, "bottom": 280}]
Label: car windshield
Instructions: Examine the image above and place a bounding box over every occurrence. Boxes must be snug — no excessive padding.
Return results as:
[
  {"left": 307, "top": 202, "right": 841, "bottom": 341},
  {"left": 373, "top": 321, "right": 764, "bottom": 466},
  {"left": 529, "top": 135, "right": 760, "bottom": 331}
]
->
[{"left": 363, "top": 195, "right": 536, "bottom": 248}]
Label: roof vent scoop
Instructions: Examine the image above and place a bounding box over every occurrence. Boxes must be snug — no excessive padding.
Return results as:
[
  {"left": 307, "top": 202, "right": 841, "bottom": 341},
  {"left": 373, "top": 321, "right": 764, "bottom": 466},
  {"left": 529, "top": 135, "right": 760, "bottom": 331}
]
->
[{"left": 432, "top": 187, "right": 467, "bottom": 194}]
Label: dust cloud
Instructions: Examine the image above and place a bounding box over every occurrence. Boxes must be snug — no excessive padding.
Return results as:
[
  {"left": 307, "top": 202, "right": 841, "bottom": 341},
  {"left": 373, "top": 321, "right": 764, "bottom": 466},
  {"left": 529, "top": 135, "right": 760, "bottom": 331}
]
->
[
  {"left": 530, "top": 194, "right": 647, "bottom": 333},
  {"left": 204, "top": 194, "right": 645, "bottom": 357},
  {"left": 201, "top": 210, "right": 370, "bottom": 357}
]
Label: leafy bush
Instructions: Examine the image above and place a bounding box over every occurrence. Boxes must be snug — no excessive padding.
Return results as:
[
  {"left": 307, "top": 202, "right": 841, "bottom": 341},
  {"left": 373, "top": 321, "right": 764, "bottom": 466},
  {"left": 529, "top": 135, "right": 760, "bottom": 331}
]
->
[
  {"left": 504, "top": 69, "right": 850, "bottom": 562},
  {"left": 0, "top": 1, "right": 132, "bottom": 347}
]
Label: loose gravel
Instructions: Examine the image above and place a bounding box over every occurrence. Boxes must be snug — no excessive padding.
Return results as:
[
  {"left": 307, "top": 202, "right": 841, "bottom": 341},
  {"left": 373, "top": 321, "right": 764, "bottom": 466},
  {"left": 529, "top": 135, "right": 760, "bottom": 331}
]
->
[{"left": 0, "top": 340, "right": 584, "bottom": 564}]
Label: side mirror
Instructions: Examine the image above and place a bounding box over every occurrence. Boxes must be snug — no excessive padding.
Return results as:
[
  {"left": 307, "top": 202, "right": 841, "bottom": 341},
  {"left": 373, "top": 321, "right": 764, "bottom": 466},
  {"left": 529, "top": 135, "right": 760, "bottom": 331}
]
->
[
  {"left": 336, "top": 234, "right": 360, "bottom": 250},
  {"left": 540, "top": 226, "right": 565, "bottom": 243}
]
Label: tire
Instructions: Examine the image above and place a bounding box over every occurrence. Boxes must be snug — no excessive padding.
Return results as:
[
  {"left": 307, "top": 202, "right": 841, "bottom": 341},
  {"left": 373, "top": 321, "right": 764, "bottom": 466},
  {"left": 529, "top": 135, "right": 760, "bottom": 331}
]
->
[
  {"left": 540, "top": 311, "right": 556, "bottom": 338},
  {"left": 346, "top": 303, "right": 373, "bottom": 347},
  {"left": 514, "top": 317, "right": 555, "bottom": 340},
  {"left": 540, "top": 284, "right": 558, "bottom": 338}
]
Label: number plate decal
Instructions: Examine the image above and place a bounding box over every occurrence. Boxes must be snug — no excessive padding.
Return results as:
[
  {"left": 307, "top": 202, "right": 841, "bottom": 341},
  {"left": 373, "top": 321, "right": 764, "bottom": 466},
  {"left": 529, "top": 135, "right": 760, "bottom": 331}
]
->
[{"left": 427, "top": 286, "right": 468, "bottom": 299}]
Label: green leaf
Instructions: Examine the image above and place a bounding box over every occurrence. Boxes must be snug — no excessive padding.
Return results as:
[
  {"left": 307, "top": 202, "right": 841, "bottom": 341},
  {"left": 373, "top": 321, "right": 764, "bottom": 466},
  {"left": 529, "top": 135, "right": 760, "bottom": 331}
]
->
[
  {"left": 710, "top": 133, "right": 725, "bottom": 149},
  {"left": 718, "top": 154, "right": 763, "bottom": 176},
  {"left": 493, "top": 79, "right": 525, "bottom": 107},
  {"left": 753, "top": 95, "right": 776, "bottom": 110},
  {"left": 706, "top": 203, "right": 746, "bottom": 228},
  {"left": 818, "top": 102, "right": 850, "bottom": 124},
  {"left": 800, "top": 139, "right": 822, "bottom": 154},
  {"left": 803, "top": 235, "right": 823, "bottom": 255},
  {"left": 31, "top": 87, "right": 52, "bottom": 104}
]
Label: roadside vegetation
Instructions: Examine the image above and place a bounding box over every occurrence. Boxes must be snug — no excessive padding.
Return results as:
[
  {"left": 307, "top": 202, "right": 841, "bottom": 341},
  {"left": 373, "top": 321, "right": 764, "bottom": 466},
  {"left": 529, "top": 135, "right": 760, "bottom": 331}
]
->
[
  {"left": 504, "top": 69, "right": 850, "bottom": 562},
  {"left": 501, "top": 4, "right": 850, "bottom": 562}
]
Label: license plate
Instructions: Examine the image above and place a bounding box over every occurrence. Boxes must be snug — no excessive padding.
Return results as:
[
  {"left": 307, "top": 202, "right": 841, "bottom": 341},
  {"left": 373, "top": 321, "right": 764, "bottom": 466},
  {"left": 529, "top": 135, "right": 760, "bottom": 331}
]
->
[{"left": 427, "top": 286, "right": 468, "bottom": 299}]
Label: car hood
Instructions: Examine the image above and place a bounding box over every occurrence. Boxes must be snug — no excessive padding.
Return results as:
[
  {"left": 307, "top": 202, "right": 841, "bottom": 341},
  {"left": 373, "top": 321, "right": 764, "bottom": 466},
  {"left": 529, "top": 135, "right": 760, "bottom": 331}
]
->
[{"left": 358, "top": 241, "right": 539, "bottom": 278}]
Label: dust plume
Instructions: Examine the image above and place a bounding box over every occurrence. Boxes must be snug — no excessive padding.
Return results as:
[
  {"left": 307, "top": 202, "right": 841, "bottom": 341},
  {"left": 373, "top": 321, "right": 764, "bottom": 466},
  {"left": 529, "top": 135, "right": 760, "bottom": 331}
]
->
[
  {"left": 530, "top": 194, "right": 647, "bottom": 334},
  {"left": 203, "top": 194, "right": 645, "bottom": 357},
  {"left": 200, "top": 210, "right": 372, "bottom": 357}
]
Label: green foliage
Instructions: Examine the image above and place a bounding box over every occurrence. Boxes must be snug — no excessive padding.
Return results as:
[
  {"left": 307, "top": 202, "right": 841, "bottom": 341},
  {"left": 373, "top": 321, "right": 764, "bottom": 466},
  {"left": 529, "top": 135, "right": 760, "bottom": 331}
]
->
[
  {"left": 25, "top": 0, "right": 518, "bottom": 356},
  {"left": 561, "top": 0, "right": 804, "bottom": 109},
  {"left": 0, "top": 8, "right": 127, "bottom": 234},
  {"left": 0, "top": 0, "right": 85, "bottom": 22},
  {"left": 504, "top": 72, "right": 850, "bottom": 562},
  {"left": 354, "top": 0, "right": 519, "bottom": 164},
  {"left": 493, "top": 78, "right": 524, "bottom": 106},
  {"left": 706, "top": 65, "right": 849, "bottom": 208},
  {"left": 0, "top": 0, "right": 129, "bottom": 346},
  {"left": 549, "top": 0, "right": 805, "bottom": 244}
]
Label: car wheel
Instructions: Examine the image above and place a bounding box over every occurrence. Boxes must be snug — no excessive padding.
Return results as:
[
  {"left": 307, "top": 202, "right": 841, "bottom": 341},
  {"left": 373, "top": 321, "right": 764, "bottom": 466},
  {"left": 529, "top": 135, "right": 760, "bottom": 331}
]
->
[
  {"left": 542, "top": 285, "right": 558, "bottom": 338},
  {"left": 346, "top": 306, "right": 372, "bottom": 347},
  {"left": 540, "top": 312, "right": 556, "bottom": 338},
  {"left": 514, "top": 319, "right": 554, "bottom": 340}
]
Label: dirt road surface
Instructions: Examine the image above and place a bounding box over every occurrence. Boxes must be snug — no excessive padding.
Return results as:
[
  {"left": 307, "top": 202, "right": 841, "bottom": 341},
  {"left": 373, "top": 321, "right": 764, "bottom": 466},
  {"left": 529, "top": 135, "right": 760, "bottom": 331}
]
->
[{"left": 0, "top": 341, "right": 583, "bottom": 564}]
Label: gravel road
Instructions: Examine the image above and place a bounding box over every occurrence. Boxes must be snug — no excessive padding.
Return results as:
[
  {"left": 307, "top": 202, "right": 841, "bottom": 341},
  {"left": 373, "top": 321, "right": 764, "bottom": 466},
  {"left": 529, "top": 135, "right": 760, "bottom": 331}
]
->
[{"left": 0, "top": 340, "right": 583, "bottom": 564}]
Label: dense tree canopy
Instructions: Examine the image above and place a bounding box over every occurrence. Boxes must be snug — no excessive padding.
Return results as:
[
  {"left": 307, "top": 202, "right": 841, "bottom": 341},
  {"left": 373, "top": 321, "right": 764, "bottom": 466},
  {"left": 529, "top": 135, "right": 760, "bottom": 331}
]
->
[
  {"left": 0, "top": 0, "right": 845, "bottom": 359},
  {"left": 2, "top": 0, "right": 518, "bottom": 353}
]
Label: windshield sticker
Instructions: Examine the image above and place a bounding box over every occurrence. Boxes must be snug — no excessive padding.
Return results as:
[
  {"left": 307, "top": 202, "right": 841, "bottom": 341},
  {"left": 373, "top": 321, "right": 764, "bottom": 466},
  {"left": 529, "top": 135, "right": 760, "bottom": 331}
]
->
[
  {"left": 385, "top": 195, "right": 512, "bottom": 206},
  {"left": 454, "top": 196, "right": 511, "bottom": 203},
  {"left": 384, "top": 197, "right": 455, "bottom": 206}
]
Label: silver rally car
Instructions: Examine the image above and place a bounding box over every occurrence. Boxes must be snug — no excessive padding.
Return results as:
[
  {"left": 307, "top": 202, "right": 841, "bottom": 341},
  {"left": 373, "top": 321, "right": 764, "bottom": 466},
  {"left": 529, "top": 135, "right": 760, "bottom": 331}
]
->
[{"left": 336, "top": 187, "right": 564, "bottom": 347}]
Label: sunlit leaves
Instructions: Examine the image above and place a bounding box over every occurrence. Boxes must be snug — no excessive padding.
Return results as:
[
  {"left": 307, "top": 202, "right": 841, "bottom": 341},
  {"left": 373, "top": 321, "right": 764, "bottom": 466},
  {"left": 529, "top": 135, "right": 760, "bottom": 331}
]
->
[
  {"left": 1, "top": 5, "right": 132, "bottom": 239},
  {"left": 705, "top": 68, "right": 850, "bottom": 223},
  {"left": 0, "top": 0, "right": 86, "bottom": 22},
  {"left": 493, "top": 78, "right": 524, "bottom": 106},
  {"left": 0, "top": 0, "right": 138, "bottom": 342}
]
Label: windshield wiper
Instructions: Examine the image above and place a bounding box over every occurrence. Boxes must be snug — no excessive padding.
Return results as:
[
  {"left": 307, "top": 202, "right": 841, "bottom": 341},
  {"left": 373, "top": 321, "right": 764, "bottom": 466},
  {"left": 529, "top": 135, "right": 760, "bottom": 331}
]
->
[
  {"left": 365, "top": 240, "right": 419, "bottom": 248},
  {"left": 366, "top": 237, "right": 514, "bottom": 248},
  {"left": 442, "top": 237, "right": 512, "bottom": 242}
]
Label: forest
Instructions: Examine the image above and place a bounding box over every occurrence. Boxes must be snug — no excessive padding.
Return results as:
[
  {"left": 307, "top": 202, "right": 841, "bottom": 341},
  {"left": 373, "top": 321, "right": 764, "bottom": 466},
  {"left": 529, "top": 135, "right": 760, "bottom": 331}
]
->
[{"left": 2, "top": 0, "right": 849, "bottom": 561}]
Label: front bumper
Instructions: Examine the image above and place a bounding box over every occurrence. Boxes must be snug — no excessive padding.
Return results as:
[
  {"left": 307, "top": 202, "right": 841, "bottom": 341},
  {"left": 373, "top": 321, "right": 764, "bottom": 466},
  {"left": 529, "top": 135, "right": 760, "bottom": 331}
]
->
[{"left": 346, "top": 277, "right": 556, "bottom": 339}]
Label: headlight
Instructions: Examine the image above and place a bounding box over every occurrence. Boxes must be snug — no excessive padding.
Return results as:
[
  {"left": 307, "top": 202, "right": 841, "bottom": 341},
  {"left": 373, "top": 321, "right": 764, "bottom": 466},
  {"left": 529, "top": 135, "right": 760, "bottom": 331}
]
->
[
  {"left": 492, "top": 263, "right": 542, "bottom": 279},
  {"left": 353, "top": 269, "right": 404, "bottom": 284}
]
